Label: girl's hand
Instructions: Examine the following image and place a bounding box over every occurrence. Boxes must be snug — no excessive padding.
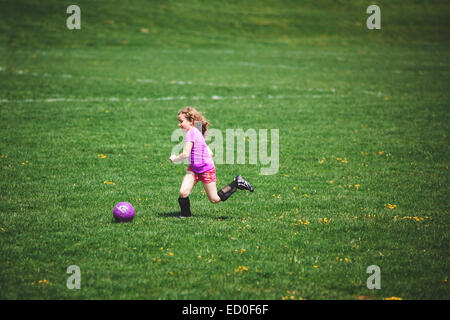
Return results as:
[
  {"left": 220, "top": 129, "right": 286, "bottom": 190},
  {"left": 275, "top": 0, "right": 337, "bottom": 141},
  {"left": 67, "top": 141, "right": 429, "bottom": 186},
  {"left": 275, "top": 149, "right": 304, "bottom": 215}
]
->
[{"left": 169, "top": 154, "right": 177, "bottom": 162}]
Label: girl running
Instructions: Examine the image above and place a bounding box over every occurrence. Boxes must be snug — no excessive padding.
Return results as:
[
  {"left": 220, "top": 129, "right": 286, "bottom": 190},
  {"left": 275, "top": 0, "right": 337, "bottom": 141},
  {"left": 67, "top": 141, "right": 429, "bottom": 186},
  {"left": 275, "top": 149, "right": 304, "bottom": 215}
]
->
[{"left": 169, "top": 107, "right": 254, "bottom": 218}]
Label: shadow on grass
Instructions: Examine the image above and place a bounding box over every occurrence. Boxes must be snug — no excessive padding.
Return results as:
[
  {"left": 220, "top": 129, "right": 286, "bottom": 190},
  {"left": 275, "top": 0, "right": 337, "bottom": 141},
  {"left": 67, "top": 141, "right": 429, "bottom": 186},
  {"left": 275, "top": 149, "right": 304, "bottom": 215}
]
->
[
  {"left": 111, "top": 218, "right": 134, "bottom": 224},
  {"left": 156, "top": 212, "right": 231, "bottom": 220},
  {"left": 157, "top": 211, "right": 181, "bottom": 218}
]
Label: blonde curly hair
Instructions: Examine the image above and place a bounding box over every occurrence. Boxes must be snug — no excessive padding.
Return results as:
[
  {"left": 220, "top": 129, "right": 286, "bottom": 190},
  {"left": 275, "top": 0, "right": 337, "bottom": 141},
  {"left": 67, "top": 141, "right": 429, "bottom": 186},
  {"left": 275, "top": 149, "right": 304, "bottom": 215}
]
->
[{"left": 177, "top": 107, "right": 210, "bottom": 136}]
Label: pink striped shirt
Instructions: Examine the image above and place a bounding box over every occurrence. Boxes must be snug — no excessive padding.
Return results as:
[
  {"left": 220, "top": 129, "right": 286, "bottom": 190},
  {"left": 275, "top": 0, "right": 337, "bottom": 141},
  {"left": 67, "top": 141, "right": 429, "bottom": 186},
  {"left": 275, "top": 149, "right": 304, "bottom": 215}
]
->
[{"left": 185, "top": 127, "right": 215, "bottom": 173}]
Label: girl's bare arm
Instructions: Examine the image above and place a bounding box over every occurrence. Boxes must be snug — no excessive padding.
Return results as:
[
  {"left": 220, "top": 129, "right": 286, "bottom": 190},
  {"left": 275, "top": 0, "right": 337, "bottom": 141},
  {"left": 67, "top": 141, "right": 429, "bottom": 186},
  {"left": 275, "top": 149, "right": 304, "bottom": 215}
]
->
[
  {"left": 207, "top": 145, "right": 214, "bottom": 157},
  {"left": 170, "top": 142, "right": 193, "bottom": 162}
]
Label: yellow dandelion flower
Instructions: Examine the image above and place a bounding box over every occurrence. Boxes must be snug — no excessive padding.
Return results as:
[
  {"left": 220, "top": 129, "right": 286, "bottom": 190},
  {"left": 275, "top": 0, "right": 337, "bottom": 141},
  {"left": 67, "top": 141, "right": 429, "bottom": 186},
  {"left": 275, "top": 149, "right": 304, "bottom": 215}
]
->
[
  {"left": 234, "top": 266, "right": 249, "bottom": 273},
  {"left": 384, "top": 296, "right": 402, "bottom": 300},
  {"left": 169, "top": 252, "right": 174, "bottom": 256},
  {"left": 97, "top": 154, "right": 107, "bottom": 159},
  {"left": 313, "top": 265, "right": 318, "bottom": 268}
]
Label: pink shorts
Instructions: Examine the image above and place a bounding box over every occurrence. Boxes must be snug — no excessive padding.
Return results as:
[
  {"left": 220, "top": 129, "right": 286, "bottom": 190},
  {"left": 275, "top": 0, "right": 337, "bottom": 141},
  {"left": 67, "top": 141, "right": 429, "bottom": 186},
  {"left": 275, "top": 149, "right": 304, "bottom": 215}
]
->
[{"left": 187, "top": 166, "right": 216, "bottom": 183}]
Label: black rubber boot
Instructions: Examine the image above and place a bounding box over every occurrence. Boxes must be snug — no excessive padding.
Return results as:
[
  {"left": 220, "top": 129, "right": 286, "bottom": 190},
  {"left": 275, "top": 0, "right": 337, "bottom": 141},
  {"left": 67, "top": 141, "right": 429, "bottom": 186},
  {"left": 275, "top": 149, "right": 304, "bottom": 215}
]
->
[
  {"left": 178, "top": 196, "right": 192, "bottom": 218},
  {"left": 217, "top": 180, "right": 238, "bottom": 202},
  {"left": 234, "top": 175, "right": 254, "bottom": 192},
  {"left": 217, "top": 175, "right": 254, "bottom": 201}
]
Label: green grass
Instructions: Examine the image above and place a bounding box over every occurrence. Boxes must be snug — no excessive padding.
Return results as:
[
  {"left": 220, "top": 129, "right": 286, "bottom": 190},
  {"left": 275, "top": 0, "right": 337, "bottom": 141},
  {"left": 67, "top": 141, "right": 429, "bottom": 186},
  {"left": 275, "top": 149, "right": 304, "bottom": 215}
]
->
[{"left": 0, "top": 0, "right": 449, "bottom": 300}]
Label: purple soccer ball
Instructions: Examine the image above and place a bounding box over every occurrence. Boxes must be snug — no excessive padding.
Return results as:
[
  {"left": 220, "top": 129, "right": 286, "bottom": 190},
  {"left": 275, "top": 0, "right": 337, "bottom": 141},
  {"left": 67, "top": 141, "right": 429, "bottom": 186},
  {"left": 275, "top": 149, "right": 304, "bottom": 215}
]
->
[{"left": 113, "top": 202, "right": 135, "bottom": 222}]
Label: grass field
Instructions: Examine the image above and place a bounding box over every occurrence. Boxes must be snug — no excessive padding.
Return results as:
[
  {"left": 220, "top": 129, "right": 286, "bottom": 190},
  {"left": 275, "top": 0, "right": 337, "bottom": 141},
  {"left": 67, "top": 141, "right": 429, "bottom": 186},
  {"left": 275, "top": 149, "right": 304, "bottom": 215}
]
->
[{"left": 0, "top": 0, "right": 449, "bottom": 300}]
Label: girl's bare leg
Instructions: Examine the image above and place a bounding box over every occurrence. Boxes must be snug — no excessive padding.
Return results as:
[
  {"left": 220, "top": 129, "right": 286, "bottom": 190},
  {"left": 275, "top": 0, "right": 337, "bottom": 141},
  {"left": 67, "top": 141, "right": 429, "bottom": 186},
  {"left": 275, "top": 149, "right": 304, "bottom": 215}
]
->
[
  {"left": 179, "top": 171, "right": 197, "bottom": 198},
  {"left": 202, "top": 181, "right": 221, "bottom": 204}
]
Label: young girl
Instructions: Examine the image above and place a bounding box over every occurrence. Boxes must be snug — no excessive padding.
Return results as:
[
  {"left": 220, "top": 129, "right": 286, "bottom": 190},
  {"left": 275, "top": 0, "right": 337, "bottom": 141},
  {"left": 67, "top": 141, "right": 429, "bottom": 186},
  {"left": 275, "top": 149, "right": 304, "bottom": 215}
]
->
[{"left": 169, "top": 107, "right": 254, "bottom": 218}]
